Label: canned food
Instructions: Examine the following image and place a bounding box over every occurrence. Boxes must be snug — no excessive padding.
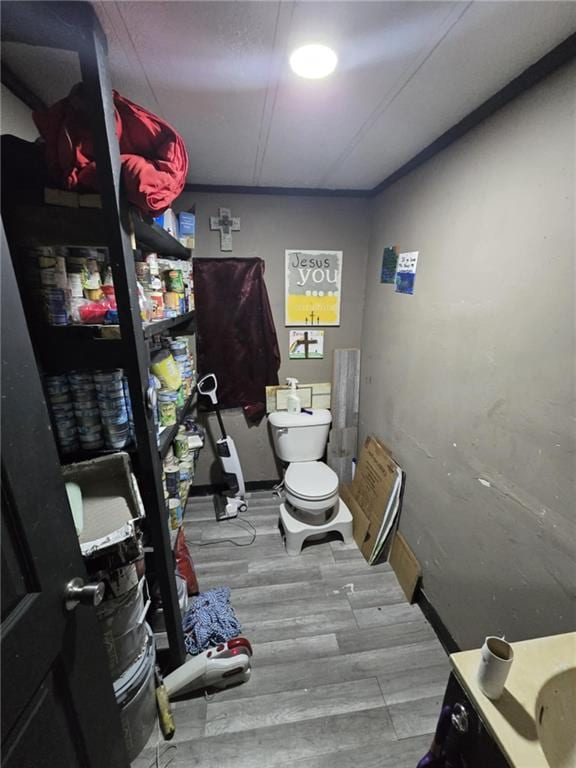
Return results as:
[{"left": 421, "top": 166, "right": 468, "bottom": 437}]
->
[
  {"left": 174, "top": 431, "right": 189, "bottom": 460},
  {"left": 164, "top": 292, "right": 182, "bottom": 311},
  {"left": 158, "top": 401, "right": 176, "bottom": 427},
  {"left": 165, "top": 270, "right": 184, "bottom": 293},
  {"left": 168, "top": 498, "right": 182, "bottom": 530}
]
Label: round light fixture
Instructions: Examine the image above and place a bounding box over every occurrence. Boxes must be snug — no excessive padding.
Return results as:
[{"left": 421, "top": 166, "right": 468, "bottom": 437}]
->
[{"left": 289, "top": 44, "right": 338, "bottom": 79}]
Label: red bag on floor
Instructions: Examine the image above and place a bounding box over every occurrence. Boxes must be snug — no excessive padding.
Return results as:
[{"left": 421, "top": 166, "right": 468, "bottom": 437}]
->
[
  {"left": 175, "top": 528, "right": 199, "bottom": 596},
  {"left": 33, "top": 85, "right": 188, "bottom": 215}
]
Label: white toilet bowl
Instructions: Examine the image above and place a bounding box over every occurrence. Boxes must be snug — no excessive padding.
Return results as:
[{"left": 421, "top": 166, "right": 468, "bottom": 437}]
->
[
  {"left": 268, "top": 409, "right": 354, "bottom": 555},
  {"left": 284, "top": 461, "right": 339, "bottom": 519}
]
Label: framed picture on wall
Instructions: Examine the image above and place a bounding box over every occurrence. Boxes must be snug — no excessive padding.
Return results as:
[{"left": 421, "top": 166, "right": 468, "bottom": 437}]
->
[
  {"left": 285, "top": 250, "right": 342, "bottom": 326},
  {"left": 289, "top": 329, "right": 325, "bottom": 359}
]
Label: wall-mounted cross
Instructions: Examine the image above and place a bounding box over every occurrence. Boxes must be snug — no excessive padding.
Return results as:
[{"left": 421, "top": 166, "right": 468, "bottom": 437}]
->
[
  {"left": 210, "top": 207, "right": 240, "bottom": 251},
  {"left": 294, "top": 331, "right": 318, "bottom": 359}
]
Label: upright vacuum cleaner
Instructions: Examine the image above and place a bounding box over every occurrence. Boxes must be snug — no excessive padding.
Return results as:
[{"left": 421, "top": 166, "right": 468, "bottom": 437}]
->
[{"left": 197, "top": 373, "right": 248, "bottom": 521}]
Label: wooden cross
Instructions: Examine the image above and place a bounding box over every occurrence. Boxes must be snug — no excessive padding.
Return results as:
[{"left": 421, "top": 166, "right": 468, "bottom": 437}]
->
[
  {"left": 295, "top": 331, "right": 317, "bottom": 359},
  {"left": 210, "top": 207, "right": 240, "bottom": 251}
]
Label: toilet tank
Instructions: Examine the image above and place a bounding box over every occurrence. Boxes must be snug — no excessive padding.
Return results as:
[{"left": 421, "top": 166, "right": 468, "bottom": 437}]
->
[{"left": 268, "top": 409, "right": 332, "bottom": 462}]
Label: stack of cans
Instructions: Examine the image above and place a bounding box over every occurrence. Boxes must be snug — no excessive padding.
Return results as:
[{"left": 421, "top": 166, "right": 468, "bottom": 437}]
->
[
  {"left": 169, "top": 337, "right": 195, "bottom": 396},
  {"left": 65, "top": 248, "right": 88, "bottom": 321},
  {"left": 123, "top": 376, "right": 135, "bottom": 445},
  {"left": 45, "top": 375, "right": 79, "bottom": 454},
  {"left": 25, "top": 246, "right": 71, "bottom": 326},
  {"left": 69, "top": 371, "right": 104, "bottom": 451},
  {"left": 45, "top": 369, "right": 134, "bottom": 455},
  {"left": 93, "top": 370, "right": 130, "bottom": 450}
]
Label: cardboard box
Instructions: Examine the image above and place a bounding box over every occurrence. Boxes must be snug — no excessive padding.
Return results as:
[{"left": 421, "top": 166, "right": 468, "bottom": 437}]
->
[
  {"left": 389, "top": 530, "right": 422, "bottom": 603},
  {"left": 340, "top": 436, "right": 402, "bottom": 564},
  {"left": 154, "top": 208, "right": 179, "bottom": 239}
]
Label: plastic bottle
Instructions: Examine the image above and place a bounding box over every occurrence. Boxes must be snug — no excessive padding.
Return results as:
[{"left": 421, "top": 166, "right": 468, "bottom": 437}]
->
[{"left": 286, "top": 378, "right": 301, "bottom": 415}]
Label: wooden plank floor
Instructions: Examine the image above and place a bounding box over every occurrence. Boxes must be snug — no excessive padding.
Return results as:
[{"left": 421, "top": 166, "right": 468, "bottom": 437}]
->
[{"left": 135, "top": 491, "right": 450, "bottom": 768}]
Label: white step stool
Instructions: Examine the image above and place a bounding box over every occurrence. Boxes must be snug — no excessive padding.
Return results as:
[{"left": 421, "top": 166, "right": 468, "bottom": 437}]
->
[{"left": 279, "top": 497, "right": 354, "bottom": 557}]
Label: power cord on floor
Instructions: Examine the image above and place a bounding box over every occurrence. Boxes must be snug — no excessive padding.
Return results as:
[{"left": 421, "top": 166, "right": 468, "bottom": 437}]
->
[{"left": 189, "top": 516, "right": 257, "bottom": 548}]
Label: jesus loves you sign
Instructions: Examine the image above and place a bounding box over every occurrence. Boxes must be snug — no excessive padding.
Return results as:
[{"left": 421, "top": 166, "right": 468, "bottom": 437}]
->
[{"left": 285, "top": 250, "right": 343, "bottom": 327}]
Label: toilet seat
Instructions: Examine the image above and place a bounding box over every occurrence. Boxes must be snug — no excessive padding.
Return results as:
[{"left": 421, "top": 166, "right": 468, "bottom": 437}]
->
[{"left": 285, "top": 461, "right": 339, "bottom": 501}]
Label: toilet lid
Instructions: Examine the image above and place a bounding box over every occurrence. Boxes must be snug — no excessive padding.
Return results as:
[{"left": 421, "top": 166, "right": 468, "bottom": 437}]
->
[{"left": 285, "top": 462, "right": 339, "bottom": 501}]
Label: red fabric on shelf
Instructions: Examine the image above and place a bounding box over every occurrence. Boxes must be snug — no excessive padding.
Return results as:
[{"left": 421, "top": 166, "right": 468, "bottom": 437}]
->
[{"left": 33, "top": 85, "right": 188, "bottom": 214}]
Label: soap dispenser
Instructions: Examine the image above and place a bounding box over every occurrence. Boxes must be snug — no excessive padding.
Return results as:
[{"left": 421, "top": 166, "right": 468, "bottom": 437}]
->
[{"left": 286, "top": 378, "right": 301, "bottom": 415}]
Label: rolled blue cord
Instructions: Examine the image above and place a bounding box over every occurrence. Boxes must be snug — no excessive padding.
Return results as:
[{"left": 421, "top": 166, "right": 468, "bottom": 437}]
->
[{"left": 182, "top": 586, "right": 242, "bottom": 655}]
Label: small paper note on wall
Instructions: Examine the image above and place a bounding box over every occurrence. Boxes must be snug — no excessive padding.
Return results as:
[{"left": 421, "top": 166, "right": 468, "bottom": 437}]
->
[
  {"left": 381, "top": 246, "right": 398, "bottom": 284},
  {"left": 395, "top": 251, "right": 419, "bottom": 295}
]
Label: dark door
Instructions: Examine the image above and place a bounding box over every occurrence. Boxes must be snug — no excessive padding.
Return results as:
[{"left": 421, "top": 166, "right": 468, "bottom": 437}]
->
[{"left": 1, "top": 226, "right": 129, "bottom": 768}]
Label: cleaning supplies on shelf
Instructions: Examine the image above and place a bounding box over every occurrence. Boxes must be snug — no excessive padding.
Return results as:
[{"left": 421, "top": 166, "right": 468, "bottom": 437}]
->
[{"left": 286, "top": 377, "right": 301, "bottom": 415}]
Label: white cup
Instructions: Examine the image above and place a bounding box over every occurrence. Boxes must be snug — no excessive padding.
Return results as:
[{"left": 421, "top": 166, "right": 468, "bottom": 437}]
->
[{"left": 477, "top": 636, "right": 514, "bottom": 700}]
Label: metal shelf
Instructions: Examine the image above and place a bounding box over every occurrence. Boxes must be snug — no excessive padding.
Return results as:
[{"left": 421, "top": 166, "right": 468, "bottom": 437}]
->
[
  {"left": 33, "top": 324, "right": 125, "bottom": 370},
  {"left": 1, "top": 0, "right": 188, "bottom": 670},
  {"left": 158, "top": 393, "right": 196, "bottom": 458},
  {"left": 60, "top": 444, "right": 136, "bottom": 465},
  {"left": 132, "top": 213, "right": 191, "bottom": 259},
  {"left": 143, "top": 311, "right": 195, "bottom": 339}
]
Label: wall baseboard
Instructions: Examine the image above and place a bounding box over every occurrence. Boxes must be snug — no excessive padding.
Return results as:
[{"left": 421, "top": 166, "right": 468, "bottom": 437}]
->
[{"left": 417, "top": 588, "right": 460, "bottom": 654}]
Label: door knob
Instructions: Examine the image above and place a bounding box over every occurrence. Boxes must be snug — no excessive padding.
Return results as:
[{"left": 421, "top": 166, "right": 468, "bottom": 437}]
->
[
  {"left": 64, "top": 577, "right": 105, "bottom": 611},
  {"left": 452, "top": 702, "right": 469, "bottom": 734}
]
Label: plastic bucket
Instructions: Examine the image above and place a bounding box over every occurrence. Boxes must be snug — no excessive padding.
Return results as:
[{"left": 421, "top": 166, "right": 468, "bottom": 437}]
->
[
  {"left": 96, "top": 577, "right": 148, "bottom": 680},
  {"left": 113, "top": 624, "right": 156, "bottom": 762}
]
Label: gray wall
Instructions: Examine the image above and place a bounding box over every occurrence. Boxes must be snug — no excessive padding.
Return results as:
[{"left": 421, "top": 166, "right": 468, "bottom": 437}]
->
[
  {"left": 1, "top": 85, "right": 38, "bottom": 141},
  {"left": 175, "top": 191, "right": 370, "bottom": 484},
  {"left": 360, "top": 62, "right": 576, "bottom": 649}
]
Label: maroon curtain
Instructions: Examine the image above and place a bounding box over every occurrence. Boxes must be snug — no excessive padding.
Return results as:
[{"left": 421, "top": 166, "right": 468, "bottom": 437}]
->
[{"left": 193, "top": 258, "right": 280, "bottom": 420}]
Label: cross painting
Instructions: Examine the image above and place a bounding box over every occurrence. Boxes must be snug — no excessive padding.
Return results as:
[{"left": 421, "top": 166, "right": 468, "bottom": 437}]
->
[
  {"left": 289, "top": 329, "right": 325, "bottom": 359},
  {"left": 285, "top": 249, "right": 342, "bottom": 326},
  {"left": 210, "top": 207, "right": 240, "bottom": 251}
]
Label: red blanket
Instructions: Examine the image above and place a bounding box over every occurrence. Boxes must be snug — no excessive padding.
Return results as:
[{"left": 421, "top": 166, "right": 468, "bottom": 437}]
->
[{"left": 33, "top": 85, "right": 188, "bottom": 214}]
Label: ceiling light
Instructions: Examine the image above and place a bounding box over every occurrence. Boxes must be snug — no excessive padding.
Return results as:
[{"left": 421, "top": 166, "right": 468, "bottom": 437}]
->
[{"left": 290, "top": 44, "right": 338, "bottom": 80}]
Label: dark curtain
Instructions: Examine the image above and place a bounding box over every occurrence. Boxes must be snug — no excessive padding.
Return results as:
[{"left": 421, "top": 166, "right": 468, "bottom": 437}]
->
[{"left": 193, "top": 258, "right": 280, "bottom": 420}]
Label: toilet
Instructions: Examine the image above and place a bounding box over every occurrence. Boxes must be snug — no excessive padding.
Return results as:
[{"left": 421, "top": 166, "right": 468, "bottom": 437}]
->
[{"left": 268, "top": 409, "right": 353, "bottom": 556}]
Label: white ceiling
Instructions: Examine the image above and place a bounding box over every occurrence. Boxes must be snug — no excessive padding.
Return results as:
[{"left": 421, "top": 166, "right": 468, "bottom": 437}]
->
[{"left": 4, "top": 2, "right": 576, "bottom": 190}]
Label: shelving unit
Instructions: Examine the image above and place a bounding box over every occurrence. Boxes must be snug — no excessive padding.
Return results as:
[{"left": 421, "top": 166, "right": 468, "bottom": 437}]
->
[
  {"left": 133, "top": 214, "right": 191, "bottom": 259},
  {"left": 1, "top": 1, "right": 190, "bottom": 669},
  {"left": 144, "top": 310, "right": 196, "bottom": 339},
  {"left": 158, "top": 393, "right": 197, "bottom": 458},
  {"left": 3, "top": 200, "right": 192, "bottom": 258}
]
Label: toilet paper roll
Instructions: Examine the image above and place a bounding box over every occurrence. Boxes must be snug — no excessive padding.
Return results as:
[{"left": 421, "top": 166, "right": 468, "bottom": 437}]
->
[{"left": 477, "top": 636, "right": 514, "bottom": 700}]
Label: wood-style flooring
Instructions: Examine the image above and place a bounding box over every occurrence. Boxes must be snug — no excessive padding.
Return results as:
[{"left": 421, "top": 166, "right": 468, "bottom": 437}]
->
[{"left": 135, "top": 491, "right": 450, "bottom": 768}]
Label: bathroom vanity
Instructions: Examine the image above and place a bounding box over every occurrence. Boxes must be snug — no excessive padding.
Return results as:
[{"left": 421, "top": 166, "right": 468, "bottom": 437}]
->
[
  {"left": 441, "top": 673, "right": 511, "bottom": 767},
  {"left": 447, "top": 632, "right": 576, "bottom": 768}
]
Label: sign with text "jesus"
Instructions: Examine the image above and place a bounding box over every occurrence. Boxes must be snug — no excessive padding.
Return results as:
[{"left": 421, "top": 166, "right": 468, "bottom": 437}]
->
[{"left": 285, "top": 250, "right": 342, "bottom": 327}]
